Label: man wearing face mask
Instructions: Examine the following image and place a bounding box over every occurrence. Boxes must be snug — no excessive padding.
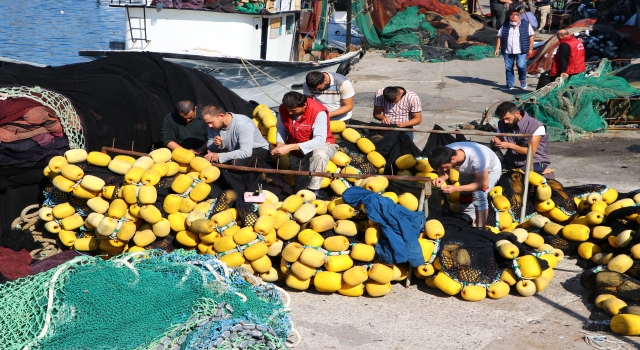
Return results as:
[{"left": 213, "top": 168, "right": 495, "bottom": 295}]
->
[
  {"left": 491, "top": 102, "right": 552, "bottom": 177},
  {"left": 494, "top": 11, "right": 535, "bottom": 90}
]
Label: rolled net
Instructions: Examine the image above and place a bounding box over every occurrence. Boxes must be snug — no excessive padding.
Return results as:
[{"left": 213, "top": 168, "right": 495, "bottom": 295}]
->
[{"left": 0, "top": 250, "right": 292, "bottom": 350}]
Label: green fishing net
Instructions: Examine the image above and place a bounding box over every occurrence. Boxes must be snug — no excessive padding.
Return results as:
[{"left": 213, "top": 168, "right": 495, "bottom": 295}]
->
[
  {"left": 455, "top": 45, "right": 495, "bottom": 60},
  {"left": 0, "top": 250, "right": 292, "bottom": 350},
  {"left": 518, "top": 62, "right": 639, "bottom": 142}
]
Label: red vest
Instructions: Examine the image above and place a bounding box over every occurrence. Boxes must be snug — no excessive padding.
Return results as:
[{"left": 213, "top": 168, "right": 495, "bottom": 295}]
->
[
  {"left": 279, "top": 98, "right": 335, "bottom": 158},
  {"left": 550, "top": 36, "right": 586, "bottom": 77}
]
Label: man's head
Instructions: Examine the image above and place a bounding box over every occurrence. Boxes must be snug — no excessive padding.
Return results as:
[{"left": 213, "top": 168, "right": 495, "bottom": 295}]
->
[
  {"left": 509, "top": 10, "right": 521, "bottom": 25},
  {"left": 176, "top": 100, "right": 196, "bottom": 122},
  {"left": 556, "top": 29, "right": 570, "bottom": 40},
  {"left": 201, "top": 105, "right": 227, "bottom": 130},
  {"left": 429, "top": 146, "right": 458, "bottom": 173},
  {"left": 383, "top": 86, "right": 404, "bottom": 104},
  {"left": 282, "top": 91, "right": 307, "bottom": 117},
  {"left": 306, "top": 71, "right": 329, "bottom": 90},
  {"left": 495, "top": 102, "right": 523, "bottom": 128}
]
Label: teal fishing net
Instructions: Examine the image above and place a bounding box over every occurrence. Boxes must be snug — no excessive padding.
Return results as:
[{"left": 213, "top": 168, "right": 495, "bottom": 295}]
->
[
  {"left": 0, "top": 250, "right": 292, "bottom": 350},
  {"left": 517, "top": 62, "right": 639, "bottom": 142}
]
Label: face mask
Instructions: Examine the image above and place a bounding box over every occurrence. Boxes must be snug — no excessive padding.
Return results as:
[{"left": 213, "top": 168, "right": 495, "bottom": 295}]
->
[{"left": 510, "top": 21, "right": 519, "bottom": 26}]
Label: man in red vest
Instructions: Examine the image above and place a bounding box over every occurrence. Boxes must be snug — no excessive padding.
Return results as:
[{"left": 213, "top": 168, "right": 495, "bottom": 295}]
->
[
  {"left": 272, "top": 91, "right": 337, "bottom": 192},
  {"left": 550, "top": 30, "right": 586, "bottom": 80}
]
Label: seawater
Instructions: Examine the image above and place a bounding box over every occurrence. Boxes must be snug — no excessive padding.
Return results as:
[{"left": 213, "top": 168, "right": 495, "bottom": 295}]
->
[{"left": 0, "top": 0, "right": 124, "bottom": 66}]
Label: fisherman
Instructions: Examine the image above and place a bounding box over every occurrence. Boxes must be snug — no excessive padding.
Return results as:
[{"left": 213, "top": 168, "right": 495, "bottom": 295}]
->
[
  {"left": 372, "top": 86, "right": 422, "bottom": 140},
  {"left": 272, "top": 91, "right": 337, "bottom": 193},
  {"left": 494, "top": 11, "right": 535, "bottom": 90},
  {"left": 536, "top": 30, "right": 586, "bottom": 89},
  {"left": 161, "top": 100, "right": 208, "bottom": 154},
  {"left": 201, "top": 105, "right": 270, "bottom": 165},
  {"left": 491, "top": 102, "right": 553, "bottom": 178},
  {"left": 303, "top": 71, "right": 355, "bottom": 122},
  {"left": 430, "top": 142, "right": 502, "bottom": 228}
]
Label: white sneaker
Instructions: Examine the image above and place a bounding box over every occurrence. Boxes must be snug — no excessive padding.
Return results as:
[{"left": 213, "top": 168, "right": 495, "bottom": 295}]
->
[{"left": 520, "top": 81, "right": 528, "bottom": 89}]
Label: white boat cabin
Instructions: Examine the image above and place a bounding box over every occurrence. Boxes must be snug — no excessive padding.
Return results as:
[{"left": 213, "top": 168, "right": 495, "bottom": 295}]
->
[{"left": 117, "top": 4, "right": 298, "bottom": 61}]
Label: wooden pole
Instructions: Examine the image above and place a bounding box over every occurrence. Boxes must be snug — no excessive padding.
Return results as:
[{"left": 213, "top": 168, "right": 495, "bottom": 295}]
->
[
  {"left": 519, "top": 143, "right": 534, "bottom": 224},
  {"left": 345, "top": 125, "right": 534, "bottom": 138}
]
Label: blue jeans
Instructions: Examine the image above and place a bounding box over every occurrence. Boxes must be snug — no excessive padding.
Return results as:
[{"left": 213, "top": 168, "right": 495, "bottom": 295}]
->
[{"left": 503, "top": 53, "right": 527, "bottom": 87}]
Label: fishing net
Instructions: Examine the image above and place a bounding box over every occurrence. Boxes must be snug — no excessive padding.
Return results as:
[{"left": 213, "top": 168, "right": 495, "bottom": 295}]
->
[
  {"left": 353, "top": 1, "right": 492, "bottom": 62},
  {"left": 518, "top": 62, "right": 639, "bottom": 142},
  {"left": 0, "top": 86, "right": 84, "bottom": 149},
  {"left": 0, "top": 250, "right": 292, "bottom": 350}
]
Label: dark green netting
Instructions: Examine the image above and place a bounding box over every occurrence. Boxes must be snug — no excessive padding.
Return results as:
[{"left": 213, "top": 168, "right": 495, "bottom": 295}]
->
[
  {"left": 455, "top": 45, "right": 495, "bottom": 60},
  {"left": 0, "top": 250, "right": 291, "bottom": 350},
  {"left": 352, "top": 0, "right": 382, "bottom": 46},
  {"left": 518, "top": 63, "right": 639, "bottom": 142}
]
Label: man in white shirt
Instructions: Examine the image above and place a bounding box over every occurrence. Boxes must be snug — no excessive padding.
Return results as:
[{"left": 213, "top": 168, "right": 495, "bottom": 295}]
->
[
  {"left": 431, "top": 142, "right": 502, "bottom": 228},
  {"left": 303, "top": 71, "right": 355, "bottom": 122},
  {"left": 494, "top": 11, "right": 535, "bottom": 90}
]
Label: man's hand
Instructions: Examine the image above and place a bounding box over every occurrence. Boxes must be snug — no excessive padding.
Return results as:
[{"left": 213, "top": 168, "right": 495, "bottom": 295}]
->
[
  {"left": 494, "top": 48, "right": 500, "bottom": 57},
  {"left": 493, "top": 140, "right": 512, "bottom": 149},
  {"left": 528, "top": 49, "right": 534, "bottom": 56},
  {"left": 204, "top": 151, "right": 218, "bottom": 162},
  {"left": 560, "top": 73, "right": 569, "bottom": 78},
  {"left": 271, "top": 144, "right": 293, "bottom": 157},
  {"left": 188, "top": 149, "right": 201, "bottom": 155},
  {"left": 433, "top": 176, "right": 447, "bottom": 188},
  {"left": 381, "top": 117, "right": 391, "bottom": 125},
  {"left": 491, "top": 137, "right": 501, "bottom": 145},
  {"left": 441, "top": 185, "right": 457, "bottom": 194},
  {"left": 213, "top": 136, "right": 224, "bottom": 147},
  {"left": 395, "top": 121, "right": 407, "bottom": 128}
]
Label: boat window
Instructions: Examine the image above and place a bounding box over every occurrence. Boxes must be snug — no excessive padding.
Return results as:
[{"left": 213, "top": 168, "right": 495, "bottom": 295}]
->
[{"left": 285, "top": 15, "right": 294, "bottom": 34}]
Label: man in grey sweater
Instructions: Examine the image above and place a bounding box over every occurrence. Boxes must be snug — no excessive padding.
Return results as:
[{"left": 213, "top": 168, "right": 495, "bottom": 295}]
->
[{"left": 202, "top": 105, "right": 270, "bottom": 166}]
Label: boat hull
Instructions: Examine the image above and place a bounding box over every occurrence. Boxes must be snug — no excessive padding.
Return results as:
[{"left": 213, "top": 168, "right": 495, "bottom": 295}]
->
[{"left": 79, "top": 50, "right": 362, "bottom": 107}]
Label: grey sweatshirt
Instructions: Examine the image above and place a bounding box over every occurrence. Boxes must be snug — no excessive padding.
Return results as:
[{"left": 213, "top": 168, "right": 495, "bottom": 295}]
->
[{"left": 207, "top": 113, "right": 269, "bottom": 163}]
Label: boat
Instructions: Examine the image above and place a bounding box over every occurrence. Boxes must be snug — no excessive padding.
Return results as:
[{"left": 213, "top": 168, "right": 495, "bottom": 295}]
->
[
  {"left": 79, "top": 0, "right": 362, "bottom": 107},
  {"left": 0, "top": 56, "right": 46, "bottom": 68}
]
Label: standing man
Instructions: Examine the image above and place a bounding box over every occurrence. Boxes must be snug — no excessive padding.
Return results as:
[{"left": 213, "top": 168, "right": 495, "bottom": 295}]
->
[
  {"left": 161, "top": 100, "right": 208, "bottom": 154},
  {"left": 303, "top": 71, "right": 355, "bottom": 122},
  {"left": 494, "top": 11, "right": 535, "bottom": 90},
  {"left": 535, "top": 0, "right": 552, "bottom": 33},
  {"left": 490, "top": 0, "right": 512, "bottom": 30},
  {"left": 272, "top": 91, "right": 337, "bottom": 192},
  {"left": 202, "top": 105, "right": 270, "bottom": 166},
  {"left": 430, "top": 142, "right": 502, "bottom": 229},
  {"left": 372, "top": 86, "right": 422, "bottom": 140},
  {"left": 491, "top": 102, "right": 553, "bottom": 177}
]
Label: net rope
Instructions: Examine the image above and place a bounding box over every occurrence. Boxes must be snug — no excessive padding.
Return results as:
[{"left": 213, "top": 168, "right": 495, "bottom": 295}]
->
[{"left": 0, "top": 85, "right": 85, "bottom": 149}]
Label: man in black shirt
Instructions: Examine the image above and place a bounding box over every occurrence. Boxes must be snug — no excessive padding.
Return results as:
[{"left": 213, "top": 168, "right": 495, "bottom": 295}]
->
[{"left": 161, "top": 100, "right": 208, "bottom": 154}]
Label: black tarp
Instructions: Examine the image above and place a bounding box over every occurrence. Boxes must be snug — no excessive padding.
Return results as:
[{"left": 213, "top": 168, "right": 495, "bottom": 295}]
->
[{"left": 0, "top": 52, "right": 255, "bottom": 240}]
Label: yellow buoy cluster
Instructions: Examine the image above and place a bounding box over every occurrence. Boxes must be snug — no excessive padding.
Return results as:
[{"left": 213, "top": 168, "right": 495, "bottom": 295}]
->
[
  {"left": 570, "top": 192, "right": 640, "bottom": 336},
  {"left": 39, "top": 147, "right": 222, "bottom": 254},
  {"left": 413, "top": 218, "right": 559, "bottom": 301}
]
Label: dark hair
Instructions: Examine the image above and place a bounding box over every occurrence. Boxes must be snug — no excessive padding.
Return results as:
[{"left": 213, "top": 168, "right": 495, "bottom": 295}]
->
[
  {"left": 201, "top": 105, "right": 226, "bottom": 119},
  {"left": 508, "top": 9, "right": 521, "bottom": 17},
  {"left": 429, "top": 146, "right": 457, "bottom": 170},
  {"left": 383, "top": 86, "right": 402, "bottom": 102},
  {"left": 495, "top": 102, "right": 519, "bottom": 118},
  {"left": 305, "top": 71, "right": 325, "bottom": 89},
  {"left": 282, "top": 91, "right": 307, "bottom": 108},
  {"left": 176, "top": 100, "right": 194, "bottom": 115}
]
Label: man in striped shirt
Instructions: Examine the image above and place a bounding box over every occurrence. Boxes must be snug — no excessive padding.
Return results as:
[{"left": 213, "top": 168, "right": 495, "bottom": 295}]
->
[{"left": 373, "top": 86, "right": 423, "bottom": 140}]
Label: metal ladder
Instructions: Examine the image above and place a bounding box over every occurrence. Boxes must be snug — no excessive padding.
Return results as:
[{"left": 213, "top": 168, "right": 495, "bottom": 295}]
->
[{"left": 126, "top": 5, "right": 150, "bottom": 43}]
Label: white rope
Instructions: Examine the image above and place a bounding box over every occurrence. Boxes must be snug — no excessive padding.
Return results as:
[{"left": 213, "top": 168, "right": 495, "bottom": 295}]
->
[
  {"left": 239, "top": 57, "right": 293, "bottom": 91},
  {"left": 23, "top": 259, "right": 78, "bottom": 350},
  {"left": 239, "top": 59, "right": 284, "bottom": 105},
  {"left": 580, "top": 331, "right": 632, "bottom": 350},
  {"left": 286, "top": 321, "right": 302, "bottom": 348},
  {"left": 273, "top": 284, "right": 291, "bottom": 308}
]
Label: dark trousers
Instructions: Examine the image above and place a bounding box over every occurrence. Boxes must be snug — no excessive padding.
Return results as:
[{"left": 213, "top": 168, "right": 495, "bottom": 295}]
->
[
  {"left": 222, "top": 147, "right": 270, "bottom": 166},
  {"left": 491, "top": 4, "right": 506, "bottom": 30}
]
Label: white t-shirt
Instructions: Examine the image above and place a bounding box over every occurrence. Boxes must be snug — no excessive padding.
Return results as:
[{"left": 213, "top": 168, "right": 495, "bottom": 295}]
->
[
  {"left": 497, "top": 23, "right": 535, "bottom": 54},
  {"left": 447, "top": 142, "right": 502, "bottom": 175},
  {"left": 303, "top": 72, "right": 355, "bottom": 121}
]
